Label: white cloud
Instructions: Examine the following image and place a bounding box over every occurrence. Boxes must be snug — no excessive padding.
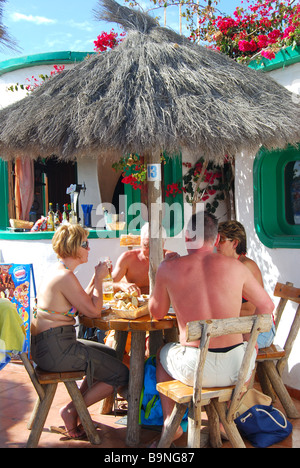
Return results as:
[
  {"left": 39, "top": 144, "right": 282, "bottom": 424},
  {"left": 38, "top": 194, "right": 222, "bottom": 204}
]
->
[
  {"left": 68, "top": 20, "right": 93, "bottom": 33},
  {"left": 11, "top": 12, "right": 57, "bottom": 25}
]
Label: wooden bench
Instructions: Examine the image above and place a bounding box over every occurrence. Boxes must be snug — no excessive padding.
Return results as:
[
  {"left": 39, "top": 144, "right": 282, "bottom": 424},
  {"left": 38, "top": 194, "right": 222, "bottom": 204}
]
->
[
  {"left": 255, "top": 281, "right": 300, "bottom": 419},
  {"left": 20, "top": 353, "right": 102, "bottom": 448},
  {"left": 156, "top": 314, "right": 272, "bottom": 448}
]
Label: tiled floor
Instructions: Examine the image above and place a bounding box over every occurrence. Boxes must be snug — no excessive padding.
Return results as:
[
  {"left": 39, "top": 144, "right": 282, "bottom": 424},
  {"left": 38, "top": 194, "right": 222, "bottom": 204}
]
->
[{"left": 0, "top": 362, "right": 300, "bottom": 449}]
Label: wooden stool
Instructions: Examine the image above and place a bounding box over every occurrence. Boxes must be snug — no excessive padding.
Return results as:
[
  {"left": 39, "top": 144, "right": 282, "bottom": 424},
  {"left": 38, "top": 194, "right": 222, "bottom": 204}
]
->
[
  {"left": 20, "top": 353, "right": 101, "bottom": 448},
  {"left": 255, "top": 282, "right": 300, "bottom": 419}
]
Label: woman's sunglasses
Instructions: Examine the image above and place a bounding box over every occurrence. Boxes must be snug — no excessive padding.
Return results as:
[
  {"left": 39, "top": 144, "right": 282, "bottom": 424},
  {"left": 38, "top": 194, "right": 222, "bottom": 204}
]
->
[
  {"left": 81, "top": 240, "right": 89, "bottom": 249},
  {"left": 219, "top": 237, "right": 233, "bottom": 244}
]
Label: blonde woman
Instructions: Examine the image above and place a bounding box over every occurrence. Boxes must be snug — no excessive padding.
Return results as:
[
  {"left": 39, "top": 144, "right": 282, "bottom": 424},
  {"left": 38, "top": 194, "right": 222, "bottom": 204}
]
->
[
  {"left": 217, "top": 220, "right": 275, "bottom": 348},
  {"left": 31, "top": 224, "right": 129, "bottom": 439}
]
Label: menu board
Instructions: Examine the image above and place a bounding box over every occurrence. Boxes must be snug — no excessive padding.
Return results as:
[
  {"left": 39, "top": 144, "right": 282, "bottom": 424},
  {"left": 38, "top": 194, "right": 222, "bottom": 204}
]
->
[{"left": 0, "top": 264, "right": 35, "bottom": 354}]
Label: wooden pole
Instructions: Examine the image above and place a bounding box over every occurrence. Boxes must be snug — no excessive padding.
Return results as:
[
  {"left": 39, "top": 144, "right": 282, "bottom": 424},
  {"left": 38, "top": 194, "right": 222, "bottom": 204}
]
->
[
  {"left": 146, "top": 152, "right": 164, "bottom": 352},
  {"left": 146, "top": 152, "right": 164, "bottom": 295}
]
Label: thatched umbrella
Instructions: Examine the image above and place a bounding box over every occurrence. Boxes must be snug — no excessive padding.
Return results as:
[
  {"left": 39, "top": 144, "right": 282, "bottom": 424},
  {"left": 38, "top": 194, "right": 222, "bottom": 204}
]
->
[
  {"left": 0, "top": 0, "right": 300, "bottom": 278},
  {"left": 1, "top": 0, "right": 300, "bottom": 162}
]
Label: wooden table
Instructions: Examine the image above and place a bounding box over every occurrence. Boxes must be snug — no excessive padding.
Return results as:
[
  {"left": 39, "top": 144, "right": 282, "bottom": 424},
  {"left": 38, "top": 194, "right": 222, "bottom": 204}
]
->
[{"left": 79, "top": 310, "right": 178, "bottom": 446}]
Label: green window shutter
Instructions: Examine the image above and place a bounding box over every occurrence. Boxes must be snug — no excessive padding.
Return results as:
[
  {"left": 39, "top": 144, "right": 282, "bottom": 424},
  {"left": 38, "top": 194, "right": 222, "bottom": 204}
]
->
[
  {"left": 0, "top": 159, "right": 9, "bottom": 229},
  {"left": 163, "top": 153, "right": 184, "bottom": 237}
]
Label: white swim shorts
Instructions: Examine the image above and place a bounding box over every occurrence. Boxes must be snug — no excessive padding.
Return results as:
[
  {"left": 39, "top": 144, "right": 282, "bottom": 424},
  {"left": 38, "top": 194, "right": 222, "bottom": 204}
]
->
[{"left": 159, "top": 342, "right": 257, "bottom": 387}]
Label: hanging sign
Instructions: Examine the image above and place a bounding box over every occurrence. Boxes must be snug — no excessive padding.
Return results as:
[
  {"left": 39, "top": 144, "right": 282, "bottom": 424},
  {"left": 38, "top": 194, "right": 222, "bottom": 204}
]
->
[
  {"left": 147, "top": 164, "right": 162, "bottom": 181},
  {"left": 0, "top": 264, "right": 35, "bottom": 354}
]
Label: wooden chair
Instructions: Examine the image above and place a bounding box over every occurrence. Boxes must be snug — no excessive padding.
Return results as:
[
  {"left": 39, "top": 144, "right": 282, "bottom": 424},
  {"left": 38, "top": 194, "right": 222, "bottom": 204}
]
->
[
  {"left": 156, "top": 314, "right": 272, "bottom": 448},
  {"left": 255, "top": 282, "right": 300, "bottom": 419},
  {"left": 20, "top": 352, "right": 102, "bottom": 448},
  {"left": 0, "top": 299, "right": 101, "bottom": 447}
]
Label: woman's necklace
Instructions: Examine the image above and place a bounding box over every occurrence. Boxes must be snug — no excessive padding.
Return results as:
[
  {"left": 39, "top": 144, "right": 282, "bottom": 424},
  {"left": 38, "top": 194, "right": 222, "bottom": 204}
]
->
[{"left": 59, "top": 259, "right": 69, "bottom": 270}]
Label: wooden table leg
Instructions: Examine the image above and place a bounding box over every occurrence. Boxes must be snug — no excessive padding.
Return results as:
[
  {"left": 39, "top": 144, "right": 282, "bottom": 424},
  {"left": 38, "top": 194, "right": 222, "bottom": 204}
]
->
[
  {"left": 99, "top": 330, "right": 128, "bottom": 415},
  {"left": 164, "top": 327, "right": 179, "bottom": 344},
  {"left": 149, "top": 329, "right": 164, "bottom": 355},
  {"left": 126, "top": 330, "right": 146, "bottom": 447}
]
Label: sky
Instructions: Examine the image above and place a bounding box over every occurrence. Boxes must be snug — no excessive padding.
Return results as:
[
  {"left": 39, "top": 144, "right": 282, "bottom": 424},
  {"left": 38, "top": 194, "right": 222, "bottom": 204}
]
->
[{"left": 0, "top": 0, "right": 236, "bottom": 63}]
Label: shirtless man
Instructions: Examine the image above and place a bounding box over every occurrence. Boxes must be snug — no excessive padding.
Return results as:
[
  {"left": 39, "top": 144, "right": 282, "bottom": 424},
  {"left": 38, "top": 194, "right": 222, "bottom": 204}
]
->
[
  {"left": 112, "top": 223, "right": 171, "bottom": 296},
  {"left": 149, "top": 211, "right": 274, "bottom": 444}
]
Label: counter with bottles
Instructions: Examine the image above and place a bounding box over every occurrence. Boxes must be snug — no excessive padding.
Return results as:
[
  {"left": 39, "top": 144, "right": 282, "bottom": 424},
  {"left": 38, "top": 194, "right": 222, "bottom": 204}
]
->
[
  {"left": 0, "top": 227, "right": 133, "bottom": 240},
  {"left": 1, "top": 200, "right": 132, "bottom": 240}
]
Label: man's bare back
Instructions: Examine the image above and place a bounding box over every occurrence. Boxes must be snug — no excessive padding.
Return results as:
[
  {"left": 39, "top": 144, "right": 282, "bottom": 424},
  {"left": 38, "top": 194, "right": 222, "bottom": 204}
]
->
[
  {"left": 149, "top": 214, "right": 274, "bottom": 349},
  {"left": 149, "top": 212, "right": 274, "bottom": 446}
]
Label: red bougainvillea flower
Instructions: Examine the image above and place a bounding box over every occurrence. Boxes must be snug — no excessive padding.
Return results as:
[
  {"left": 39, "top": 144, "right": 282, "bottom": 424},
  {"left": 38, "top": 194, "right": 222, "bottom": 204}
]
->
[
  {"left": 261, "top": 49, "right": 276, "bottom": 59},
  {"left": 192, "top": 0, "right": 299, "bottom": 63},
  {"left": 94, "top": 29, "right": 126, "bottom": 52},
  {"left": 166, "top": 183, "right": 183, "bottom": 198}
]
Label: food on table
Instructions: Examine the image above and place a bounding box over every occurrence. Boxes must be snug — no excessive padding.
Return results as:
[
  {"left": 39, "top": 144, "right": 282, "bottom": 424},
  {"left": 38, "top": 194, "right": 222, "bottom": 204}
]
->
[{"left": 113, "top": 291, "right": 149, "bottom": 310}]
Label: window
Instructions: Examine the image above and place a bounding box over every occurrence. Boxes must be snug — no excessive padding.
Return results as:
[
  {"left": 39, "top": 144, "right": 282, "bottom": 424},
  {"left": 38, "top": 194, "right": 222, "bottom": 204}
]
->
[
  {"left": 0, "top": 153, "right": 184, "bottom": 238},
  {"left": 253, "top": 144, "right": 300, "bottom": 248},
  {"left": 285, "top": 161, "right": 300, "bottom": 225},
  {"left": 0, "top": 157, "right": 77, "bottom": 229}
]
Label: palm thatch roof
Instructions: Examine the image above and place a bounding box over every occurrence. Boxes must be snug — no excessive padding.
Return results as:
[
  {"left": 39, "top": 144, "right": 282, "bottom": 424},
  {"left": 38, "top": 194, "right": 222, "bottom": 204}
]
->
[
  {"left": 0, "top": 0, "right": 19, "bottom": 52},
  {"left": 0, "top": 0, "right": 299, "bottom": 165}
]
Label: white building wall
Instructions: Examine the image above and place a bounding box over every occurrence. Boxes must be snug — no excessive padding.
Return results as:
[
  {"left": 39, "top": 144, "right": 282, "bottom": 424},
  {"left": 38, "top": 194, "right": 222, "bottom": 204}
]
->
[
  {"left": 235, "top": 62, "right": 300, "bottom": 390},
  {"left": 0, "top": 64, "right": 75, "bottom": 109}
]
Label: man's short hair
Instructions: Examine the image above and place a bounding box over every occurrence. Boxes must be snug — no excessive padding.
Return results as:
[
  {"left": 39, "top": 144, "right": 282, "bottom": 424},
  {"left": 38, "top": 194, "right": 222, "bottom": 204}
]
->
[{"left": 186, "top": 211, "right": 218, "bottom": 247}]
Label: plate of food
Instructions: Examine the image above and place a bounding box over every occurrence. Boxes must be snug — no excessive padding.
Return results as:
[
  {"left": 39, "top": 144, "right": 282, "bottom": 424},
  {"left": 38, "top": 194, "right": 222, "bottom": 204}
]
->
[{"left": 112, "top": 291, "right": 149, "bottom": 319}]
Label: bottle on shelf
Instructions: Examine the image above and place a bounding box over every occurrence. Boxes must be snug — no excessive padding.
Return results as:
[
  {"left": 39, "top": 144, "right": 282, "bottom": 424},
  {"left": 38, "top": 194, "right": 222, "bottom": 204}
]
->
[
  {"left": 47, "top": 203, "right": 55, "bottom": 231},
  {"left": 68, "top": 203, "right": 78, "bottom": 225},
  {"left": 54, "top": 206, "right": 61, "bottom": 230},
  {"left": 102, "top": 257, "right": 114, "bottom": 301},
  {"left": 62, "top": 204, "right": 69, "bottom": 224},
  {"left": 55, "top": 203, "right": 62, "bottom": 223}
]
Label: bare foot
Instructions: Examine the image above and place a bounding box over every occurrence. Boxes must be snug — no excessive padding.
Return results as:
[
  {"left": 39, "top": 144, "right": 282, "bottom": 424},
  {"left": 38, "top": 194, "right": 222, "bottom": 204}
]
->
[{"left": 59, "top": 405, "right": 82, "bottom": 438}]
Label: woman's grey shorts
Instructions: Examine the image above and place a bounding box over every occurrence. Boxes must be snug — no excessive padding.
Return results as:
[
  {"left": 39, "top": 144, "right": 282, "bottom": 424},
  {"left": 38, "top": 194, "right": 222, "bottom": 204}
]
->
[{"left": 31, "top": 325, "right": 129, "bottom": 389}]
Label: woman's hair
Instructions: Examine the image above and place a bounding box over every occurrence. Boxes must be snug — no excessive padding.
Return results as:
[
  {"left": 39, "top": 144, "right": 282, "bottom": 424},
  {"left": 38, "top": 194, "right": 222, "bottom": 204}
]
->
[
  {"left": 52, "top": 224, "right": 89, "bottom": 259},
  {"left": 218, "top": 220, "right": 247, "bottom": 255}
]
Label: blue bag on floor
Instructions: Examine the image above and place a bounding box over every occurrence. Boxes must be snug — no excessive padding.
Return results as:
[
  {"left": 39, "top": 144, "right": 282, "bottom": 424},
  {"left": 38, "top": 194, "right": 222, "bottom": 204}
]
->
[
  {"left": 235, "top": 404, "right": 292, "bottom": 448},
  {"left": 139, "top": 356, "right": 164, "bottom": 426},
  {"left": 139, "top": 355, "right": 188, "bottom": 428}
]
